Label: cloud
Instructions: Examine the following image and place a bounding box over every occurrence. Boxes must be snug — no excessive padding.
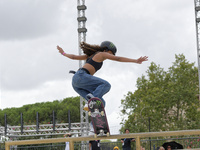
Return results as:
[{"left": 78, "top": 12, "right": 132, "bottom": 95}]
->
[
  {"left": 0, "top": 0, "right": 74, "bottom": 40},
  {"left": 0, "top": 0, "right": 79, "bottom": 91},
  {"left": 0, "top": 0, "right": 197, "bottom": 123},
  {"left": 1, "top": 79, "right": 78, "bottom": 108}
]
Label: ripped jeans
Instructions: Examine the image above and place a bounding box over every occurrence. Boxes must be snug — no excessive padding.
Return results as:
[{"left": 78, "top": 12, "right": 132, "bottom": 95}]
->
[{"left": 72, "top": 69, "right": 111, "bottom": 107}]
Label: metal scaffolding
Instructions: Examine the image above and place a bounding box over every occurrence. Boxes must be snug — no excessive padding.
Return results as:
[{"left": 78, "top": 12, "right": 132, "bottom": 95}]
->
[
  {"left": 77, "top": 0, "right": 89, "bottom": 149},
  {"left": 0, "top": 123, "right": 87, "bottom": 138},
  {"left": 194, "top": 0, "right": 200, "bottom": 95}
]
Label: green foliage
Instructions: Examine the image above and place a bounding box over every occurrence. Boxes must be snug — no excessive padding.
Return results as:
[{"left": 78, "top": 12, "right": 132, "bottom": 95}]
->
[
  {"left": 120, "top": 54, "right": 200, "bottom": 133},
  {"left": 101, "top": 139, "right": 112, "bottom": 142},
  {"left": 0, "top": 97, "right": 80, "bottom": 126}
]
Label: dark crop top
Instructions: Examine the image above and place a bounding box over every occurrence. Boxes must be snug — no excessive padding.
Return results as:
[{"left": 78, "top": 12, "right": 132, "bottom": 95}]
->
[{"left": 86, "top": 54, "right": 103, "bottom": 72}]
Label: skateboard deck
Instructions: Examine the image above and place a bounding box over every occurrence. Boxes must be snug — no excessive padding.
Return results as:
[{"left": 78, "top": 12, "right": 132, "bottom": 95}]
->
[{"left": 88, "top": 97, "right": 110, "bottom": 137}]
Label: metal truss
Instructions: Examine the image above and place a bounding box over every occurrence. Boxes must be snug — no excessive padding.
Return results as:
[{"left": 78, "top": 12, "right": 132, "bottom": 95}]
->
[
  {"left": 194, "top": 0, "right": 200, "bottom": 95},
  {"left": 0, "top": 122, "right": 88, "bottom": 138},
  {"left": 77, "top": 0, "right": 89, "bottom": 149},
  {"left": 77, "top": 0, "right": 89, "bottom": 135}
]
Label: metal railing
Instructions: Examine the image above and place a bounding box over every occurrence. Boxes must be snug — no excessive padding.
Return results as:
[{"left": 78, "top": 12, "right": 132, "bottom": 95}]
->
[
  {"left": 0, "top": 122, "right": 88, "bottom": 137},
  {"left": 4, "top": 129, "right": 200, "bottom": 150},
  {"left": 1, "top": 136, "right": 200, "bottom": 149}
]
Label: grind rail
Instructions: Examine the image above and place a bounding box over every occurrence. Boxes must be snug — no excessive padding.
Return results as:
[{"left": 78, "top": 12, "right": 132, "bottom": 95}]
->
[{"left": 5, "top": 129, "right": 200, "bottom": 150}]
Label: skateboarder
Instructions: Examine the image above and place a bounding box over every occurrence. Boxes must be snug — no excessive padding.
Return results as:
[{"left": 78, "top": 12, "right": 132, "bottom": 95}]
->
[{"left": 57, "top": 41, "right": 148, "bottom": 110}]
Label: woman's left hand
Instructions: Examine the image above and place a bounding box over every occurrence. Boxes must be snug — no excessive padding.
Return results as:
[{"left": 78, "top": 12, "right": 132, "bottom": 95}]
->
[{"left": 136, "top": 56, "right": 148, "bottom": 64}]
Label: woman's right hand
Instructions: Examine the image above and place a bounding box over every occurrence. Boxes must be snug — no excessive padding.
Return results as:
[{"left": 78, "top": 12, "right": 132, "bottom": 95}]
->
[{"left": 57, "top": 45, "right": 65, "bottom": 55}]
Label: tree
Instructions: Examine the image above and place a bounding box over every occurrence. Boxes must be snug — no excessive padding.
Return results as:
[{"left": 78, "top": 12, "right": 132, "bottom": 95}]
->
[
  {"left": 0, "top": 96, "right": 80, "bottom": 125},
  {"left": 120, "top": 54, "right": 200, "bottom": 133}
]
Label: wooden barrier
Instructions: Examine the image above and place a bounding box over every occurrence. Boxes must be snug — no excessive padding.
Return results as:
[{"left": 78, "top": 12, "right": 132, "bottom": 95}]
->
[{"left": 5, "top": 129, "right": 200, "bottom": 150}]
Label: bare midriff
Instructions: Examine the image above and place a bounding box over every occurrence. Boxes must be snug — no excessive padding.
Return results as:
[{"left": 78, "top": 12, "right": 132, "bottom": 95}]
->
[{"left": 82, "top": 63, "right": 96, "bottom": 75}]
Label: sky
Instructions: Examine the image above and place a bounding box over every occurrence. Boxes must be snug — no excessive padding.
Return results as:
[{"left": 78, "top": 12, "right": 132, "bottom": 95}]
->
[{"left": 0, "top": 0, "right": 197, "bottom": 131}]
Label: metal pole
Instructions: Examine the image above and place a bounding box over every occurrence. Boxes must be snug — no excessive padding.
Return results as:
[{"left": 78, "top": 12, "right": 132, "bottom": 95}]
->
[
  {"left": 77, "top": 1, "right": 89, "bottom": 149},
  {"left": 21, "top": 113, "right": 23, "bottom": 134},
  {"left": 194, "top": 0, "right": 200, "bottom": 95},
  {"left": 36, "top": 112, "right": 39, "bottom": 133},
  {"left": 4, "top": 114, "right": 7, "bottom": 136},
  {"left": 149, "top": 117, "right": 151, "bottom": 150},
  {"left": 68, "top": 110, "right": 71, "bottom": 131},
  {"left": 53, "top": 110, "right": 55, "bottom": 132}
]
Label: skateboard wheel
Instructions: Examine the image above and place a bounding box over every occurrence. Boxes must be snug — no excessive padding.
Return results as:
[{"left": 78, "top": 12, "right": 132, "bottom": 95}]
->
[
  {"left": 101, "top": 111, "right": 104, "bottom": 116},
  {"left": 106, "top": 132, "right": 110, "bottom": 137},
  {"left": 100, "top": 129, "right": 104, "bottom": 136},
  {"left": 89, "top": 101, "right": 93, "bottom": 109},
  {"left": 88, "top": 111, "right": 91, "bottom": 116},
  {"left": 94, "top": 134, "right": 97, "bottom": 138}
]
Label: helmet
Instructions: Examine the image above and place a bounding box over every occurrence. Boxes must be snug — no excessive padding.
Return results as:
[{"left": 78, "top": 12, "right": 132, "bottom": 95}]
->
[
  {"left": 113, "top": 146, "right": 119, "bottom": 150},
  {"left": 100, "top": 41, "right": 117, "bottom": 55}
]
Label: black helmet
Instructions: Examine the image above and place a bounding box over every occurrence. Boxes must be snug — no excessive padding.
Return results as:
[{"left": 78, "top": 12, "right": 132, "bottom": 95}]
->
[{"left": 100, "top": 41, "right": 117, "bottom": 55}]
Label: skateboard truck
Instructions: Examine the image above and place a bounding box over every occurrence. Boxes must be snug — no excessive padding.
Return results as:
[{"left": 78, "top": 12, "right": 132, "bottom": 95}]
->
[{"left": 86, "top": 93, "right": 94, "bottom": 100}]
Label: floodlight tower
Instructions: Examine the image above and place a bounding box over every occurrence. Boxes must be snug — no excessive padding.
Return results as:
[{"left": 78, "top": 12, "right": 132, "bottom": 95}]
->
[
  {"left": 194, "top": 0, "right": 200, "bottom": 96},
  {"left": 77, "top": 0, "right": 89, "bottom": 148}
]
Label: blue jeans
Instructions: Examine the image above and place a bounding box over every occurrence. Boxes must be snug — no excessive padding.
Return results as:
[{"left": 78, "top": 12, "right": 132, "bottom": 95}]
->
[{"left": 72, "top": 69, "right": 111, "bottom": 107}]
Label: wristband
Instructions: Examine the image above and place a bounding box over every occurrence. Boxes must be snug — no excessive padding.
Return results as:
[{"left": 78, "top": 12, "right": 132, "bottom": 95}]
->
[{"left": 62, "top": 52, "right": 66, "bottom": 55}]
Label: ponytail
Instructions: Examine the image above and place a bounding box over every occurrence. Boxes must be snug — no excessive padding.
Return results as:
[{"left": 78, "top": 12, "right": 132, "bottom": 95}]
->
[{"left": 80, "top": 42, "right": 103, "bottom": 56}]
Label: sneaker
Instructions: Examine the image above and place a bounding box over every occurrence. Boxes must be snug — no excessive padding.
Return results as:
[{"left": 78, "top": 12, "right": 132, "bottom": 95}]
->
[
  {"left": 83, "top": 104, "right": 89, "bottom": 111},
  {"left": 86, "top": 93, "right": 94, "bottom": 100}
]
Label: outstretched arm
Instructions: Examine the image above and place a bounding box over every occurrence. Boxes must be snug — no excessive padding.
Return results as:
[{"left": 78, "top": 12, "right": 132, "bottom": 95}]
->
[
  {"left": 115, "top": 56, "right": 148, "bottom": 64},
  {"left": 102, "top": 52, "right": 148, "bottom": 64},
  {"left": 57, "top": 45, "right": 87, "bottom": 60}
]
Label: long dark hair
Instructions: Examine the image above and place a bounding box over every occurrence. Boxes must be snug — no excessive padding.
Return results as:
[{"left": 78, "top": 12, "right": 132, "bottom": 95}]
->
[
  {"left": 80, "top": 42, "right": 105, "bottom": 56},
  {"left": 125, "top": 128, "right": 129, "bottom": 132}
]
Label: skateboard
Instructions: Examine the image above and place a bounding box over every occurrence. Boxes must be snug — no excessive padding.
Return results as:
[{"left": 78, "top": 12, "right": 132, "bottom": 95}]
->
[{"left": 88, "top": 97, "right": 110, "bottom": 138}]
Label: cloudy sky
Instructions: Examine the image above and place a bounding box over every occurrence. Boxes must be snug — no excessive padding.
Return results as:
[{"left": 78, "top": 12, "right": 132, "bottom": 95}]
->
[{"left": 0, "top": 0, "right": 197, "bottom": 130}]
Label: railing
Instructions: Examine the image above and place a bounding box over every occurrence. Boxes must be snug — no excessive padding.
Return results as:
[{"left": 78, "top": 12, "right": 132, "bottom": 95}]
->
[
  {"left": 5, "top": 129, "right": 200, "bottom": 150},
  {"left": 1, "top": 122, "right": 87, "bottom": 137}
]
